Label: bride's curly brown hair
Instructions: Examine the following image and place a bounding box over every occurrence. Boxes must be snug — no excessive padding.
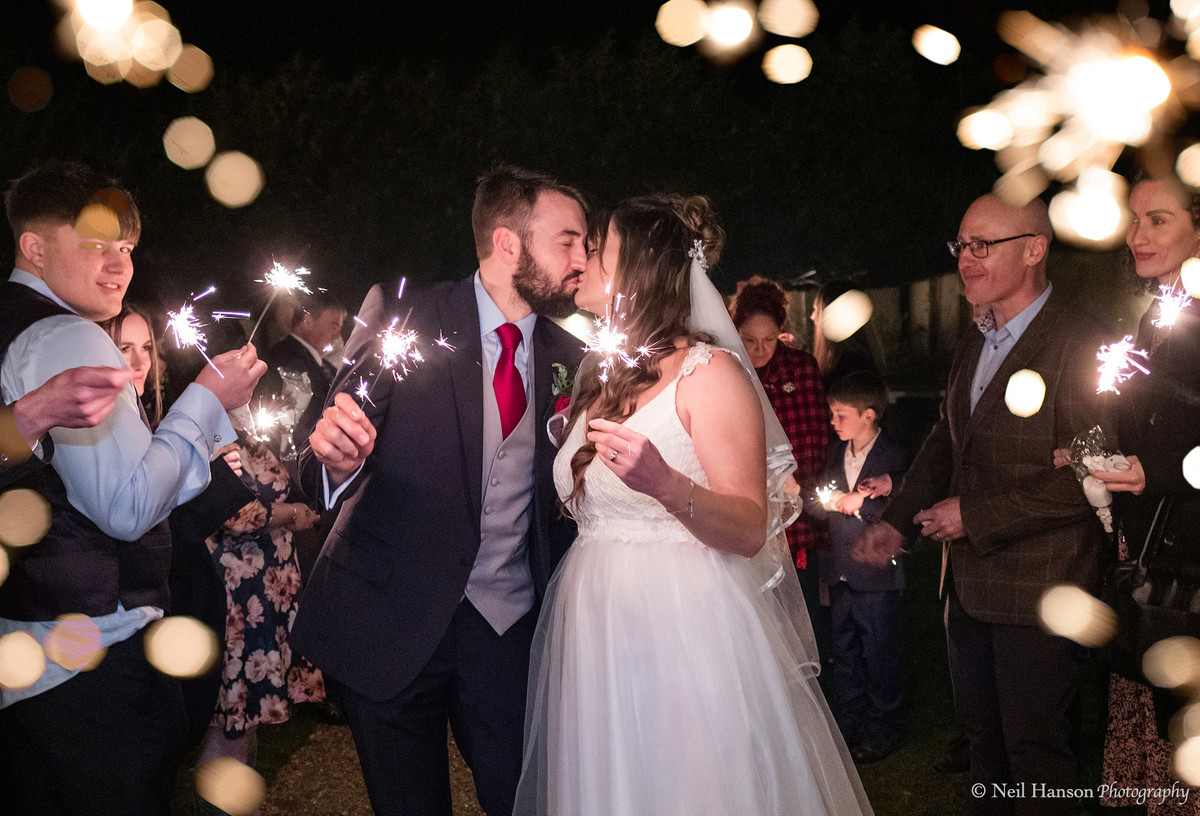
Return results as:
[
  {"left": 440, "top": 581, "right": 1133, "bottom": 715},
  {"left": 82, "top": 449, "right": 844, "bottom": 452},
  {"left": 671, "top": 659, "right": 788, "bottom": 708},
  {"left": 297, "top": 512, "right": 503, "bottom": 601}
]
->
[{"left": 562, "top": 193, "right": 724, "bottom": 510}]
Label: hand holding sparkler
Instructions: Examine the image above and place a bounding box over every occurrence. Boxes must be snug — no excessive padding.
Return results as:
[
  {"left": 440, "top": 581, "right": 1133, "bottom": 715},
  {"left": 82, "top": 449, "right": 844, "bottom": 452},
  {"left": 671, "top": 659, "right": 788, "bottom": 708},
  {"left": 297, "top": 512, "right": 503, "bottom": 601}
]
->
[
  {"left": 195, "top": 344, "right": 267, "bottom": 410},
  {"left": 852, "top": 522, "right": 905, "bottom": 568},
  {"left": 309, "top": 392, "right": 376, "bottom": 488}
]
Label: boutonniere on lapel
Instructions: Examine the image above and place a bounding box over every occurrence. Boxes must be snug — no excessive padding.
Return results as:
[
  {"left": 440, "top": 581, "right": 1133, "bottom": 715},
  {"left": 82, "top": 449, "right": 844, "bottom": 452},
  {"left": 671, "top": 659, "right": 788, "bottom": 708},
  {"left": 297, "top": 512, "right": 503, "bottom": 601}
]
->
[
  {"left": 781, "top": 381, "right": 796, "bottom": 393},
  {"left": 546, "top": 362, "right": 577, "bottom": 446},
  {"left": 551, "top": 362, "right": 574, "bottom": 414}
]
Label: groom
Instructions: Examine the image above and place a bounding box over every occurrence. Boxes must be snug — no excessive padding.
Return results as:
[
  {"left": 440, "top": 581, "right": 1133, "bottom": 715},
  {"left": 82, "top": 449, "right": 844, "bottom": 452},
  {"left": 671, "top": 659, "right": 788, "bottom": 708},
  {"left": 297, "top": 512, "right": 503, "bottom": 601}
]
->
[{"left": 292, "top": 167, "right": 587, "bottom": 816}]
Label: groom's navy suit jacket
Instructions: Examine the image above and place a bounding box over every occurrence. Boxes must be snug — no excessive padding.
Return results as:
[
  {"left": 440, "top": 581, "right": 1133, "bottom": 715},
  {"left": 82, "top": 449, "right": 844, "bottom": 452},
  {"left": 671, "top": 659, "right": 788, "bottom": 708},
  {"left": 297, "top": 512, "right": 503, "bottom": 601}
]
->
[{"left": 291, "top": 275, "right": 582, "bottom": 701}]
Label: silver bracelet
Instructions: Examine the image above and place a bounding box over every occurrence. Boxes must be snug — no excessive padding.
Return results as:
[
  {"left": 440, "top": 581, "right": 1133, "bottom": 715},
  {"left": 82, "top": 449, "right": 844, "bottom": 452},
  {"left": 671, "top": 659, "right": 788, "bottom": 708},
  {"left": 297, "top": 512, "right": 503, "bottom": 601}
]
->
[{"left": 672, "top": 479, "right": 695, "bottom": 519}]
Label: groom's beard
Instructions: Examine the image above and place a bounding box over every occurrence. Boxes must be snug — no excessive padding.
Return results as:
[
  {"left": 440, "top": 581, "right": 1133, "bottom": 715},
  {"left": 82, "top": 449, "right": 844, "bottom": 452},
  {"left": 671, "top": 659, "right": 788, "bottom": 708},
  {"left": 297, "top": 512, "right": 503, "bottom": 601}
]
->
[{"left": 513, "top": 247, "right": 579, "bottom": 319}]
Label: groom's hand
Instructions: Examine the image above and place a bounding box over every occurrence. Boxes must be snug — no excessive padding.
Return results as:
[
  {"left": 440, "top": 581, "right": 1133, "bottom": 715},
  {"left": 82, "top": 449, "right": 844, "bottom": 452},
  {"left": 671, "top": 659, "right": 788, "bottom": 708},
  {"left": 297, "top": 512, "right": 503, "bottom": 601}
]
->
[{"left": 309, "top": 392, "right": 376, "bottom": 487}]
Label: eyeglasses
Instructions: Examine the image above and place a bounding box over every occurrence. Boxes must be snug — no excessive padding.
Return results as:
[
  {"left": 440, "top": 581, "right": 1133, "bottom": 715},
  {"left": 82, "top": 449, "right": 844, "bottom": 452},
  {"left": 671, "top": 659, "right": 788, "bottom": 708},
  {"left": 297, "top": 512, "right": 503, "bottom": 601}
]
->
[{"left": 947, "top": 233, "right": 1036, "bottom": 259}]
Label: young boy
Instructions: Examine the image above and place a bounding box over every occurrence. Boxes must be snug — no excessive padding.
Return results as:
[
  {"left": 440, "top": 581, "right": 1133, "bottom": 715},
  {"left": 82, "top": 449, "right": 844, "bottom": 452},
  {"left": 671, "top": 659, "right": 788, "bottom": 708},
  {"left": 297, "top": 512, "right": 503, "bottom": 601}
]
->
[{"left": 817, "top": 371, "right": 908, "bottom": 764}]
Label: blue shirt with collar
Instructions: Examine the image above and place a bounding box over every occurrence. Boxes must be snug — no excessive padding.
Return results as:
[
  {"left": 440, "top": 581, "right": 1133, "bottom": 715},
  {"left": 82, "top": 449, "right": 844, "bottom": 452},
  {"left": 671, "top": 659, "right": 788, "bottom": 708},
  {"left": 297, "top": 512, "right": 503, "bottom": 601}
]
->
[{"left": 969, "top": 283, "right": 1053, "bottom": 413}]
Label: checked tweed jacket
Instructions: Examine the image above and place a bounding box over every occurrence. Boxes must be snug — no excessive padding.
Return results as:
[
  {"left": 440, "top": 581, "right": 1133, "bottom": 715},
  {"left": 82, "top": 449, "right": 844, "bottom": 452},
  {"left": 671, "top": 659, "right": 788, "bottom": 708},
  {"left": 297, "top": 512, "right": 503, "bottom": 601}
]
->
[{"left": 882, "top": 290, "right": 1108, "bottom": 627}]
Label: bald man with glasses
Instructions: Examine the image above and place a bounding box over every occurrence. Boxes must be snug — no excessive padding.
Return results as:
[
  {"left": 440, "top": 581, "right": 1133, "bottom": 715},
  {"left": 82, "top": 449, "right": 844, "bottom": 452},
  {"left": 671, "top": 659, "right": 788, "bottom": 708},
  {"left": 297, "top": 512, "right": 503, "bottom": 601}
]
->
[{"left": 856, "top": 194, "right": 1107, "bottom": 816}]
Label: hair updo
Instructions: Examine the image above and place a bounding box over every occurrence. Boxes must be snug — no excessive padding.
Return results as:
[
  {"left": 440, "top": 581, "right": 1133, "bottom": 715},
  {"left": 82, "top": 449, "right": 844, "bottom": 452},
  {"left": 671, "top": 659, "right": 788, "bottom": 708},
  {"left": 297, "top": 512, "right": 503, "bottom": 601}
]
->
[{"left": 731, "top": 275, "right": 788, "bottom": 329}]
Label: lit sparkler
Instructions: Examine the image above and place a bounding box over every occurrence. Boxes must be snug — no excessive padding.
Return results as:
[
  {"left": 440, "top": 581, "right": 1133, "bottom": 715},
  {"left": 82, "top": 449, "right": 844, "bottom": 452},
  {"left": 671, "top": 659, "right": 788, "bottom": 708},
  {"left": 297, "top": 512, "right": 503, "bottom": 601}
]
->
[
  {"left": 815, "top": 481, "right": 837, "bottom": 508},
  {"left": 212, "top": 310, "right": 251, "bottom": 321},
  {"left": 246, "top": 262, "right": 313, "bottom": 344},
  {"left": 354, "top": 377, "right": 374, "bottom": 406},
  {"left": 1097, "top": 335, "right": 1150, "bottom": 394},
  {"left": 166, "top": 302, "right": 222, "bottom": 377},
  {"left": 435, "top": 333, "right": 456, "bottom": 352},
  {"left": 379, "top": 317, "right": 424, "bottom": 378},
  {"left": 1153, "top": 286, "right": 1192, "bottom": 329}
]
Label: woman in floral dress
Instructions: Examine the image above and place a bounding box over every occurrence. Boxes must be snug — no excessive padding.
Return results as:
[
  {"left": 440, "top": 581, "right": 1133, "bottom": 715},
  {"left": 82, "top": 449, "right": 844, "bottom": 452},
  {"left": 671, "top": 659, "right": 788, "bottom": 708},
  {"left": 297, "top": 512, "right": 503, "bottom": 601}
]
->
[{"left": 197, "top": 430, "right": 325, "bottom": 786}]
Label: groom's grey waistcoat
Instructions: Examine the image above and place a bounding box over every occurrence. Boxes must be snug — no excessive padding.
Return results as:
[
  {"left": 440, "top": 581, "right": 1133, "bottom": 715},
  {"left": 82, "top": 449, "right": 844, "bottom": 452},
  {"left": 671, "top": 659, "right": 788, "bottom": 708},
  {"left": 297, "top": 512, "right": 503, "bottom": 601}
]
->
[{"left": 469, "top": 344, "right": 536, "bottom": 634}]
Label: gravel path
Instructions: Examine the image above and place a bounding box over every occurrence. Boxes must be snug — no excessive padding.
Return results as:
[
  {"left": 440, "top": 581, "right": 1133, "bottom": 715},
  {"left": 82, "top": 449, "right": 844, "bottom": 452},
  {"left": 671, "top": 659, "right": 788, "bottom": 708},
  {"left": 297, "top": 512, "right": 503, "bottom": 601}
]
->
[{"left": 262, "top": 723, "right": 484, "bottom": 816}]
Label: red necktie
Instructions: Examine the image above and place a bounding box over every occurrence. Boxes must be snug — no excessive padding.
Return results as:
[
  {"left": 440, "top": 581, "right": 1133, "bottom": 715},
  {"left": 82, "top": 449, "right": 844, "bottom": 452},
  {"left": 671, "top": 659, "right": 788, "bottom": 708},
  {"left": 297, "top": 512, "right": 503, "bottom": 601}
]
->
[{"left": 494, "top": 322, "right": 526, "bottom": 439}]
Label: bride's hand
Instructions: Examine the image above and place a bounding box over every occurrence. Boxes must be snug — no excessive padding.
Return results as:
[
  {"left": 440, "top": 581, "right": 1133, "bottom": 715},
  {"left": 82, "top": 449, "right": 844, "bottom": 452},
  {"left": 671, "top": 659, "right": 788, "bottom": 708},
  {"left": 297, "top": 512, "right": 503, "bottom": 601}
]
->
[{"left": 587, "top": 418, "right": 683, "bottom": 503}]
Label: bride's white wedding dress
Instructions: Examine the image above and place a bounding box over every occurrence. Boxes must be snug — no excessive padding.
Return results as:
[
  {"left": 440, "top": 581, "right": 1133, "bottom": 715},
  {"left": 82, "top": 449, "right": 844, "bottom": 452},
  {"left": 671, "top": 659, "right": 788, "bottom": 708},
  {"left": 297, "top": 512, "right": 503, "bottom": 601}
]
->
[{"left": 514, "top": 343, "right": 873, "bottom": 816}]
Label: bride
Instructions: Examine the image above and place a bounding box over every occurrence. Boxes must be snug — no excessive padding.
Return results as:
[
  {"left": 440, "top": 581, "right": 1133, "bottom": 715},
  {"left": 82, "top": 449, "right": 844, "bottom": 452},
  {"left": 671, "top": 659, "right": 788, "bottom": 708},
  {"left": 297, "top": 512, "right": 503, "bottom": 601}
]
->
[{"left": 513, "top": 195, "right": 873, "bottom": 815}]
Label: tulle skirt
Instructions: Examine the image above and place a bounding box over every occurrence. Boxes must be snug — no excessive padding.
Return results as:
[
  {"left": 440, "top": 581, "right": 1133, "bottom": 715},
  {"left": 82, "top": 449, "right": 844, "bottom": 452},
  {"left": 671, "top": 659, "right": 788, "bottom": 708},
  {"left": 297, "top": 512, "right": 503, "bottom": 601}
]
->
[{"left": 514, "top": 523, "right": 873, "bottom": 816}]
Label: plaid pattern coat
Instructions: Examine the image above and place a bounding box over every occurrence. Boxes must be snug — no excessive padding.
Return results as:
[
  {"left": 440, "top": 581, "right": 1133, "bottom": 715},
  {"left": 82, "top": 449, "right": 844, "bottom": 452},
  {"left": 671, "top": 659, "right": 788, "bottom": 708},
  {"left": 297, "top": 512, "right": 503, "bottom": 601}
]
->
[
  {"left": 759, "top": 343, "right": 828, "bottom": 568},
  {"left": 882, "top": 291, "right": 1107, "bottom": 626}
]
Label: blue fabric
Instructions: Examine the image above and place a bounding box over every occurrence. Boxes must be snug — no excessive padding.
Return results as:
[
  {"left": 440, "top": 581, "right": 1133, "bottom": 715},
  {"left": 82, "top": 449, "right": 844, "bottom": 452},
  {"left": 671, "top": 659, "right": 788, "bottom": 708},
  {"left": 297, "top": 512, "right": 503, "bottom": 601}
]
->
[
  {"left": 969, "top": 284, "right": 1052, "bottom": 413},
  {"left": 828, "top": 583, "right": 903, "bottom": 744}
]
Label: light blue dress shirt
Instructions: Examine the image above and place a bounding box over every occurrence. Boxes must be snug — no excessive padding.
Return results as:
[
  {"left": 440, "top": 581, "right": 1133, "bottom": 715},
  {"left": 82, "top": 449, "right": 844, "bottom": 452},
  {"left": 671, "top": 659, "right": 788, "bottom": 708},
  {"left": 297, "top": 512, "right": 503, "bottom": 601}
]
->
[
  {"left": 324, "top": 271, "right": 536, "bottom": 507},
  {"left": 0, "top": 267, "right": 236, "bottom": 704},
  {"left": 969, "top": 284, "right": 1053, "bottom": 413}
]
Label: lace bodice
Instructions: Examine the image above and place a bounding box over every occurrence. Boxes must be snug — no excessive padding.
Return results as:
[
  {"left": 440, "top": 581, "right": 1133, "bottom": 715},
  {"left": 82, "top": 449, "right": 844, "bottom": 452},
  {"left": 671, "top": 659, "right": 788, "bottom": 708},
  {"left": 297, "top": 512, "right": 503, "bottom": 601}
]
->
[{"left": 553, "top": 343, "right": 720, "bottom": 543}]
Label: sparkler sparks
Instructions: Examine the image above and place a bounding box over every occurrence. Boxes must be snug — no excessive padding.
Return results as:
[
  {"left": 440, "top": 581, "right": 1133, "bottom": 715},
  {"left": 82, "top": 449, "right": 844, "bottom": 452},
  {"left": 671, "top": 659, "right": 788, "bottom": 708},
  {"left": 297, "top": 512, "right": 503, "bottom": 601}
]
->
[
  {"left": 435, "top": 334, "right": 456, "bottom": 352},
  {"left": 379, "top": 318, "right": 424, "bottom": 378},
  {"left": 354, "top": 378, "right": 373, "bottom": 406},
  {"left": 212, "top": 310, "right": 251, "bottom": 321},
  {"left": 246, "top": 262, "right": 314, "bottom": 344},
  {"left": 167, "top": 302, "right": 222, "bottom": 377},
  {"left": 815, "top": 481, "right": 837, "bottom": 508},
  {"left": 1097, "top": 335, "right": 1150, "bottom": 394},
  {"left": 585, "top": 317, "right": 651, "bottom": 382},
  {"left": 1153, "top": 286, "right": 1192, "bottom": 329}
]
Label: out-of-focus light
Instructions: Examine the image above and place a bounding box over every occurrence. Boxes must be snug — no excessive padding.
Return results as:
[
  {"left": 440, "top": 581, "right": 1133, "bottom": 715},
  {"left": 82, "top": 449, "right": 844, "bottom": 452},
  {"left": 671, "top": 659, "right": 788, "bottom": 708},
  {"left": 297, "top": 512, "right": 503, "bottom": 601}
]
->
[
  {"left": 1170, "top": 702, "right": 1200, "bottom": 745},
  {"left": 83, "top": 59, "right": 127, "bottom": 85},
  {"left": 1181, "top": 258, "right": 1200, "bottom": 297},
  {"left": 0, "top": 631, "right": 45, "bottom": 689},
  {"left": 8, "top": 67, "right": 53, "bottom": 112},
  {"left": 957, "top": 109, "right": 1014, "bottom": 151},
  {"left": 1143, "top": 636, "right": 1200, "bottom": 691},
  {"left": 1178, "top": 144, "right": 1200, "bottom": 187},
  {"left": 1065, "top": 54, "right": 1168, "bottom": 146},
  {"left": 1176, "top": 737, "right": 1200, "bottom": 786},
  {"left": 1048, "top": 187, "right": 1124, "bottom": 246},
  {"left": 1037, "top": 584, "right": 1116, "bottom": 647},
  {"left": 0, "top": 489, "right": 52, "bottom": 548},
  {"left": 558, "top": 313, "right": 594, "bottom": 342},
  {"left": 205, "top": 151, "right": 265, "bottom": 209},
  {"left": 656, "top": 0, "right": 708, "bottom": 47},
  {"left": 123, "top": 61, "right": 162, "bottom": 88},
  {"left": 76, "top": 0, "right": 133, "bottom": 31},
  {"left": 1174, "top": 0, "right": 1200, "bottom": 21},
  {"left": 195, "top": 757, "right": 267, "bottom": 816},
  {"left": 75, "top": 202, "right": 121, "bottom": 242},
  {"left": 143, "top": 615, "right": 219, "bottom": 677},
  {"left": 993, "top": 166, "right": 1050, "bottom": 208},
  {"left": 1182, "top": 446, "right": 1200, "bottom": 488},
  {"left": 762, "top": 45, "right": 813, "bottom": 84},
  {"left": 1004, "top": 369, "right": 1046, "bottom": 417},
  {"left": 78, "top": 26, "right": 131, "bottom": 67},
  {"left": 130, "top": 18, "right": 181, "bottom": 71},
  {"left": 758, "top": 0, "right": 818, "bottom": 38},
  {"left": 44, "top": 613, "right": 103, "bottom": 671},
  {"left": 708, "top": 3, "right": 755, "bottom": 47},
  {"left": 912, "top": 25, "right": 961, "bottom": 66},
  {"left": 167, "top": 44, "right": 213, "bottom": 93},
  {"left": 0, "top": 549, "right": 8, "bottom": 587},
  {"left": 821, "top": 290, "right": 873, "bottom": 342},
  {"left": 163, "top": 116, "right": 216, "bottom": 170}
]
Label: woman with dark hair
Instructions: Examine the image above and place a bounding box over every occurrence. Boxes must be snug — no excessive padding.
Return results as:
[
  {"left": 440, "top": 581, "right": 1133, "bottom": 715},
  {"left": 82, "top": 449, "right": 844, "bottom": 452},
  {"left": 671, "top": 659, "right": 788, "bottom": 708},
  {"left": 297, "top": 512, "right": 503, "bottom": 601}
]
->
[
  {"left": 514, "top": 195, "right": 872, "bottom": 815},
  {"left": 1064, "top": 176, "right": 1200, "bottom": 814},
  {"left": 811, "top": 279, "right": 878, "bottom": 386},
  {"left": 101, "top": 302, "right": 163, "bottom": 427}
]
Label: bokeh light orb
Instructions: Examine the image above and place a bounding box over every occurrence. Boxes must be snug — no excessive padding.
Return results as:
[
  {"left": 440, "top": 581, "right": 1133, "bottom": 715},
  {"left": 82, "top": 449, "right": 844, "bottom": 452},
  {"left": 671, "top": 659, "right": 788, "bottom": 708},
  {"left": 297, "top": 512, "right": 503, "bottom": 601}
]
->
[
  {"left": 8, "top": 67, "right": 53, "bottom": 112},
  {"left": 163, "top": 116, "right": 216, "bottom": 170},
  {"left": 912, "top": 25, "right": 961, "bottom": 66},
  {"left": 1048, "top": 188, "right": 1124, "bottom": 246},
  {"left": 1004, "top": 369, "right": 1046, "bottom": 417},
  {"left": 1143, "top": 636, "right": 1200, "bottom": 691},
  {"left": 44, "top": 613, "right": 104, "bottom": 672},
  {"left": 656, "top": 0, "right": 708, "bottom": 47},
  {"left": 758, "top": 0, "right": 818, "bottom": 38},
  {"left": 821, "top": 290, "right": 873, "bottom": 343},
  {"left": 0, "top": 631, "right": 46, "bottom": 690},
  {"left": 1171, "top": 702, "right": 1200, "bottom": 745},
  {"left": 76, "top": 0, "right": 133, "bottom": 31},
  {"left": 1037, "top": 584, "right": 1116, "bottom": 647},
  {"left": 144, "top": 615, "right": 219, "bottom": 678},
  {"left": 75, "top": 202, "right": 121, "bottom": 241},
  {"left": 558, "top": 313, "right": 594, "bottom": 342},
  {"left": 0, "top": 489, "right": 52, "bottom": 548},
  {"left": 762, "top": 45, "right": 812, "bottom": 84},
  {"left": 1183, "top": 447, "right": 1200, "bottom": 489},
  {"left": 1181, "top": 258, "right": 1200, "bottom": 298},
  {"left": 1176, "top": 737, "right": 1200, "bottom": 786},
  {"left": 195, "top": 757, "right": 267, "bottom": 816},
  {"left": 708, "top": 3, "right": 755, "bottom": 47},
  {"left": 0, "top": 548, "right": 8, "bottom": 587},
  {"left": 205, "top": 151, "right": 265, "bottom": 209},
  {"left": 130, "top": 18, "right": 182, "bottom": 71},
  {"left": 167, "top": 44, "right": 214, "bottom": 93},
  {"left": 993, "top": 166, "right": 1051, "bottom": 208},
  {"left": 957, "top": 109, "right": 1014, "bottom": 151},
  {"left": 1177, "top": 144, "right": 1200, "bottom": 188}
]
